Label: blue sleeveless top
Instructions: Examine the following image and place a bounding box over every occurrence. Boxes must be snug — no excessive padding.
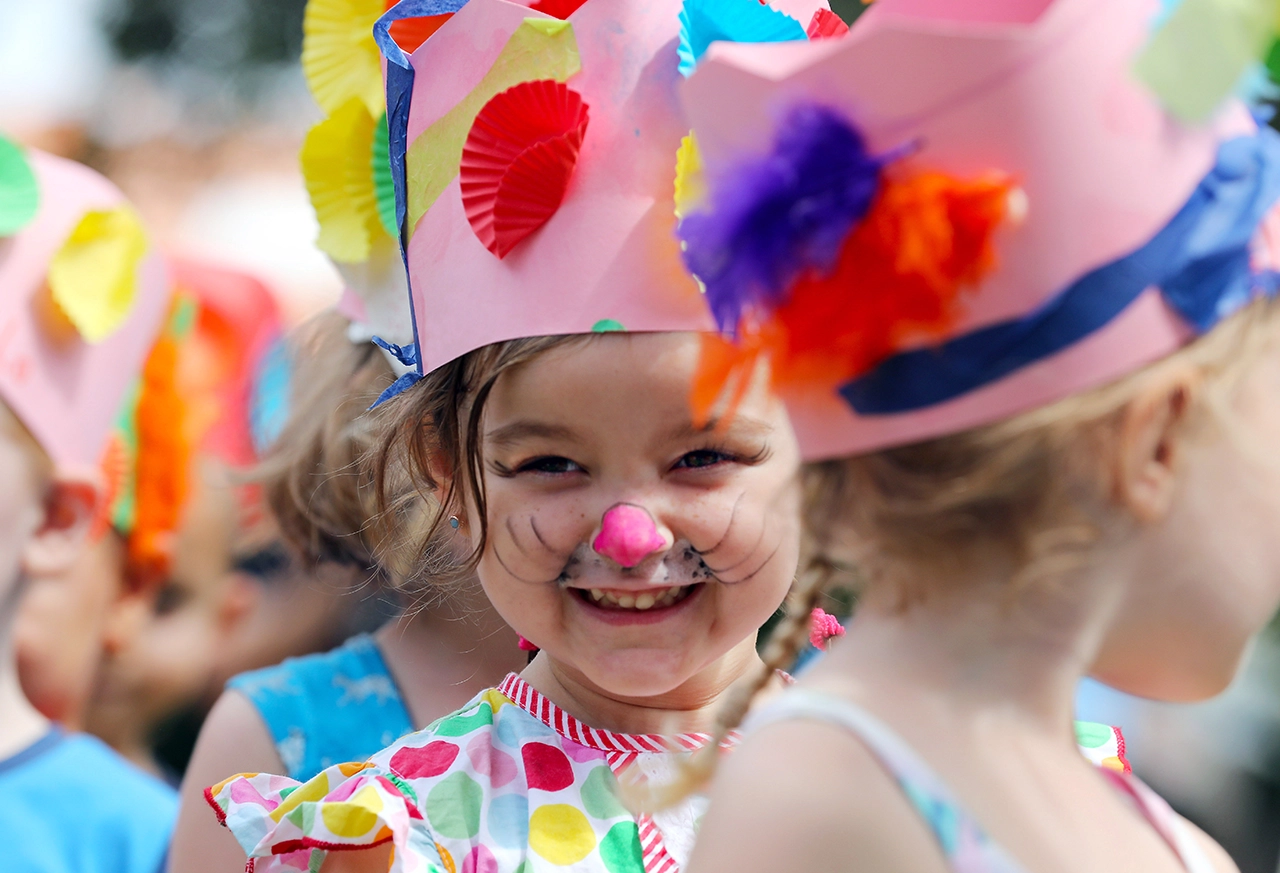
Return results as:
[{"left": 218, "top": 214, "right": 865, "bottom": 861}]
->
[{"left": 226, "top": 633, "right": 414, "bottom": 780}]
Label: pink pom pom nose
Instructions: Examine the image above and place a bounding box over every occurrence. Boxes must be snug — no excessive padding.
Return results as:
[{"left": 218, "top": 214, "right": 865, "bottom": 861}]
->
[{"left": 592, "top": 503, "right": 667, "bottom": 568}]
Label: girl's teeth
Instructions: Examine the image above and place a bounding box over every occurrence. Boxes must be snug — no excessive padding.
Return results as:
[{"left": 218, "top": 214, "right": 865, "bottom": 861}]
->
[{"left": 583, "top": 586, "right": 691, "bottom": 609}]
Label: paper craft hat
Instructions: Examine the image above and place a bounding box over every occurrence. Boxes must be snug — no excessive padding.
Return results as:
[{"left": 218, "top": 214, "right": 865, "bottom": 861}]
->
[
  {"left": 0, "top": 137, "right": 171, "bottom": 469},
  {"left": 677, "top": 0, "right": 1280, "bottom": 460},
  {"left": 372, "top": 0, "right": 834, "bottom": 386}
]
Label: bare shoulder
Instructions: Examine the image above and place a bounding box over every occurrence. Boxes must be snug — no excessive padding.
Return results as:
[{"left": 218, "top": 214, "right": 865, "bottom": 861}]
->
[
  {"left": 687, "top": 717, "right": 949, "bottom": 873},
  {"left": 168, "top": 689, "right": 284, "bottom": 873},
  {"left": 1178, "top": 815, "right": 1240, "bottom": 873}
]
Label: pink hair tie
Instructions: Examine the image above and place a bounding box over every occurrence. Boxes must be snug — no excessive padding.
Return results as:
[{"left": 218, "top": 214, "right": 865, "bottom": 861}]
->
[
  {"left": 518, "top": 636, "right": 540, "bottom": 652},
  {"left": 809, "top": 608, "right": 845, "bottom": 650}
]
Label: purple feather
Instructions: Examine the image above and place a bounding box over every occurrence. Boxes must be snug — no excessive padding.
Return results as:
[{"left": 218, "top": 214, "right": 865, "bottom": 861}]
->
[{"left": 679, "top": 104, "right": 886, "bottom": 333}]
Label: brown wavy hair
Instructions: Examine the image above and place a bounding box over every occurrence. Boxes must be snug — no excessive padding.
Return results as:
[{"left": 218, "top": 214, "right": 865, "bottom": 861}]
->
[{"left": 255, "top": 311, "right": 401, "bottom": 579}]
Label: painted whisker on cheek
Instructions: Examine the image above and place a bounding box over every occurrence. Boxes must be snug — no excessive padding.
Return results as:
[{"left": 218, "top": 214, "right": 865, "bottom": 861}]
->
[
  {"left": 712, "top": 539, "right": 785, "bottom": 586},
  {"left": 530, "top": 516, "right": 575, "bottom": 561},
  {"left": 700, "top": 511, "right": 768, "bottom": 576},
  {"left": 492, "top": 542, "right": 567, "bottom": 586},
  {"left": 694, "top": 492, "right": 744, "bottom": 559},
  {"left": 505, "top": 515, "right": 538, "bottom": 558}
]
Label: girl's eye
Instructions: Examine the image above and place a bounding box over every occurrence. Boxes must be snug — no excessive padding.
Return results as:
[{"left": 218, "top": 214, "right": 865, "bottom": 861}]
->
[
  {"left": 516, "top": 456, "right": 583, "bottom": 475},
  {"left": 676, "top": 449, "right": 732, "bottom": 470}
]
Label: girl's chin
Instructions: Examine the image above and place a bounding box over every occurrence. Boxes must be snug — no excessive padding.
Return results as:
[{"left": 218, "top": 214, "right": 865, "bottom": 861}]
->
[{"left": 572, "top": 657, "right": 706, "bottom": 703}]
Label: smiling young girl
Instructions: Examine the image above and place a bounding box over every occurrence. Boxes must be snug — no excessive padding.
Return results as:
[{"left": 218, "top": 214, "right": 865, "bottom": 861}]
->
[
  {"left": 671, "top": 0, "right": 1280, "bottom": 871},
  {"left": 204, "top": 0, "right": 830, "bottom": 871}
]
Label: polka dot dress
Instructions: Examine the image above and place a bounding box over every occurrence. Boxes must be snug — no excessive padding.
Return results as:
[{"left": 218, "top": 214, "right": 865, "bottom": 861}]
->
[{"left": 207, "top": 675, "right": 724, "bottom": 873}]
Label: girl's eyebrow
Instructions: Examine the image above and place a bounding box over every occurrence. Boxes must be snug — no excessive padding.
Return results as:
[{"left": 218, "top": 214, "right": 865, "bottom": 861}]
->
[
  {"left": 485, "top": 420, "right": 582, "bottom": 448},
  {"left": 665, "top": 416, "right": 774, "bottom": 442}
]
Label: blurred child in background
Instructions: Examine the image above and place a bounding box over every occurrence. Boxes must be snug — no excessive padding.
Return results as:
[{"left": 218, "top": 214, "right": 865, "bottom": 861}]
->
[
  {"left": 0, "top": 133, "right": 177, "bottom": 873},
  {"left": 169, "top": 3, "right": 526, "bottom": 853},
  {"left": 675, "top": 1, "right": 1280, "bottom": 870},
  {"left": 81, "top": 260, "right": 381, "bottom": 782}
]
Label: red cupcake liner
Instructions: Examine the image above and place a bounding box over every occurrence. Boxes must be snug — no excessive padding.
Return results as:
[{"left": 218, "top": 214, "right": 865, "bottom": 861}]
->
[
  {"left": 528, "top": 0, "right": 590, "bottom": 20},
  {"left": 460, "top": 79, "right": 590, "bottom": 258},
  {"left": 806, "top": 8, "right": 849, "bottom": 40}
]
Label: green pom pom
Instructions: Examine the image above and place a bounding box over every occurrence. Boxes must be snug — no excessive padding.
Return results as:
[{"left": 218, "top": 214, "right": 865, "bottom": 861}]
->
[{"left": 591, "top": 319, "right": 625, "bottom": 332}]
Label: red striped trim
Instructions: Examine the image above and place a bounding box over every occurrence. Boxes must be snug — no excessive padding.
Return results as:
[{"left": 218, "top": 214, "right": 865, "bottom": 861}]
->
[
  {"left": 638, "top": 814, "right": 678, "bottom": 873},
  {"left": 1114, "top": 726, "right": 1132, "bottom": 775},
  {"left": 270, "top": 834, "right": 395, "bottom": 855},
  {"left": 204, "top": 785, "right": 228, "bottom": 827},
  {"left": 496, "top": 673, "right": 718, "bottom": 755}
]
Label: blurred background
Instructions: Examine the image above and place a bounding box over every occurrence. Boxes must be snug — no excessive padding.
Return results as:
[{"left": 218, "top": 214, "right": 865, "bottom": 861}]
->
[
  {"left": 5, "top": 0, "right": 1280, "bottom": 870},
  {"left": 0, "top": 0, "right": 339, "bottom": 323}
]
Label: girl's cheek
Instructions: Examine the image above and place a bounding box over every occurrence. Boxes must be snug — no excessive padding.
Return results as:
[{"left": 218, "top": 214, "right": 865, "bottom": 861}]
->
[{"left": 484, "top": 486, "right": 592, "bottom": 566}]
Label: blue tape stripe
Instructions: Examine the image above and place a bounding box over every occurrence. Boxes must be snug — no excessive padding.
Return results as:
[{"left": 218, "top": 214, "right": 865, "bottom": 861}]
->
[
  {"left": 374, "top": 0, "right": 468, "bottom": 379},
  {"left": 374, "top": 0, "right": 468, "bottom": 237},
  {"left": 840, "top": 129, "right": 1280, "bottom": 416}
]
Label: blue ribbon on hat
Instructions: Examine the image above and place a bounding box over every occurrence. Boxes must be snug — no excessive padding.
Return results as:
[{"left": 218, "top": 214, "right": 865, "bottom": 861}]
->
[
  {"left": 372, "top": 0, "right": 469, "bottom": 410},
  {"left": 841, "top": 129, "right": 1280, "bottom": 416},
  {"left": 368, "top": 336, "right": 423, "bottom": 408},
  {"left": 375, "top": 0, "right": 469, "bottom": 239}
]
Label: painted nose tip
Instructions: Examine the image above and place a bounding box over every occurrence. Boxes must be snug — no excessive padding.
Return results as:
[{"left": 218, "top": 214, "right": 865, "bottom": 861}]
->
[{"left": 592, "top": 504, "right": 666, "bottom": 568}]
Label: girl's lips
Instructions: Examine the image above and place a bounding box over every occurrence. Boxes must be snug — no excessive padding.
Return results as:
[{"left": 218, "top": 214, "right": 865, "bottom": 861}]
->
[{"left": 566, "top": 583, "right": 704, "bottom": 626}]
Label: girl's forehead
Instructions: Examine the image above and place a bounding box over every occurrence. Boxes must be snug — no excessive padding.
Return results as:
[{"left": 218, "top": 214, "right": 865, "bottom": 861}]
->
[
  {"left": 482, "top": 333, "right": 788, "bottom": 443},
  {"left": 491, "top": 333, "right": 703, "bottom": 394}
]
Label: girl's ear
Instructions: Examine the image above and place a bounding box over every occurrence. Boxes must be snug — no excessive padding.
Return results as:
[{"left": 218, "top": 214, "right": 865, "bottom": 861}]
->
[
  {"left": 23, "top": 473, "right": 101, "bottom": 578},
  {"left": 424, "top": 448, "right": 455, "bottom": 491},
  {"left": 424, "top": 449, "right": 469, "bottom": 530},
  {"left": 1111, "top": 364, "right": 1201, "bottom": 523}
]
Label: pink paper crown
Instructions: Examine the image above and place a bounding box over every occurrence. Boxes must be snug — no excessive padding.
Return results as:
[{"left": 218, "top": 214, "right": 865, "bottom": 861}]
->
[
  {"left": 0, "top": 140, "right": 171, "bottom": 468},
  {"left": 372, "top": 0, "right": 834, "bottom": 393},
  {"left": 678, "top": 0, "right": 1280, "bottom": 459}
]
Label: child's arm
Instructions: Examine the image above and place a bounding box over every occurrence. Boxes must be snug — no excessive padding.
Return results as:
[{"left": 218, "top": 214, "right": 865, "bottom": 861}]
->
[{"left": 168, "top": 689, "right": 286, "bottom": 873}]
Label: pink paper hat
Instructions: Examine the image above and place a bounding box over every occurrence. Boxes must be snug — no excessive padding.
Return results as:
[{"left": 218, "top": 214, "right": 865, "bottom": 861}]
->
[
  {"left": 370, "top": 0, "right": 833, "bottom": 400},
  {"left": 677, "top": 0, "right": 1280, "bottom": 460},
  {"left": 0, "top": 139, "right": 171, "bottom": 469}
]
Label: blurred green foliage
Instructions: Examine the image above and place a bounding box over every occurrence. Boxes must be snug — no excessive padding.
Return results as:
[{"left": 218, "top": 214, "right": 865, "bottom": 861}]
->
[
  {"left": 105, "top": 0, "right": 307, "bottom": 71},
  {"left": 829, "top": 0, "right": 868, "bottom": 24}
]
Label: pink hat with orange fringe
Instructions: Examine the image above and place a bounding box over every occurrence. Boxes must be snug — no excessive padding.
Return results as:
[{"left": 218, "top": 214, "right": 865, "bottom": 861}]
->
[
  {"left": 675, "top": 0, "right": 1280, "bottom": 459},
  {"left": 366, "top": 0, "right": 837, "bottom": 402},
  {"left": 98, "top": 260, "right": 287, "bottom": 578},
  {"left": 0, "top": 136, "right": 170, "bottom": 468}
]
